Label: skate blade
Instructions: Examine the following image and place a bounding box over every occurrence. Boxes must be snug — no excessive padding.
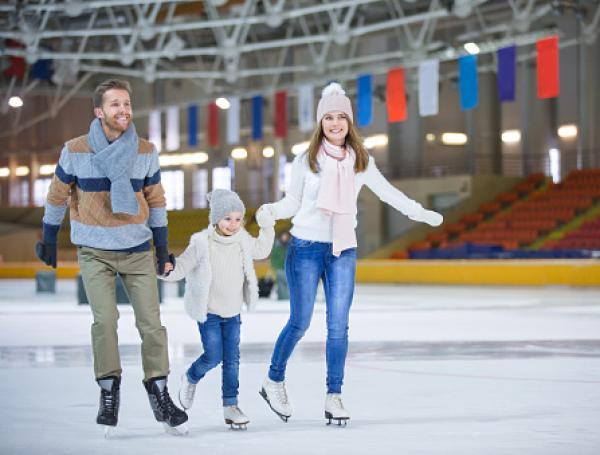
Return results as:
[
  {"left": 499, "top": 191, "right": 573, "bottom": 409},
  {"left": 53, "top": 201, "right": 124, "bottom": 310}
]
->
[
  {"left": 225, "top": 420, "right": 249, "bottom": 431},
  {"left": 162, "top": 422, "right": 189, "bottom": 436},
  {"left": 102, "top": 425, "right": 115, "bottom": 439},
  {"left": 325, "top": 411, "right": 349, "bottom": 427},
  {"left": 259, "top": 388, "right": 290, "bottom": 423}
]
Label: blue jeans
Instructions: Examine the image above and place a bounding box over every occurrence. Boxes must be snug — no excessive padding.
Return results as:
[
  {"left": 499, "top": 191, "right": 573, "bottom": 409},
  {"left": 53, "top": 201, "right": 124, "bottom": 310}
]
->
[
  {"left": 268, "top": 236, "right": 356, "bottom": 394},
  {"left": 187, "top": 313, "right": 241, "bottom": 406}
]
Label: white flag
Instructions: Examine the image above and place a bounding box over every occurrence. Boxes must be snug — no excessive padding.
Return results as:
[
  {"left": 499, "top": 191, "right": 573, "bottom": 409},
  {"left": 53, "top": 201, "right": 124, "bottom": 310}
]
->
[
  {"left": 297, "top": 84, "right": 314, "bottom": 132},
  {"left": 148, "top": 109, "right": 162, "bottom": 152},
  {"left": 227, "top": 96, "right": 240, "bottom": 145},
  {"left": 166, "top": 106, "right": 180, "bottom": 151},
  {"left": 418, "top": 59, "right": 439, "bottom": 117}
]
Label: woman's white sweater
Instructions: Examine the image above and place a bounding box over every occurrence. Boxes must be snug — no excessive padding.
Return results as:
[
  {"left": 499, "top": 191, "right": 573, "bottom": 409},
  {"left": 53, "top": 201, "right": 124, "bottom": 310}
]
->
[
  {"left": 265, "top": 153, "right": 432, "bottom": 242},
  {"left": 159, "top": 225, "right": 274, "bottom": 322}
]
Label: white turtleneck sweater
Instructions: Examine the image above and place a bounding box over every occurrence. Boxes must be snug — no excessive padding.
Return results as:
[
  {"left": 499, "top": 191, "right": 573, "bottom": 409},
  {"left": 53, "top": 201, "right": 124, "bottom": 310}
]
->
[
  {"left": 207, "top": 229, "right": 245, "bottom": 318},
  {"left": 264, "top": 152, "right": 428, "bottom": 243}
]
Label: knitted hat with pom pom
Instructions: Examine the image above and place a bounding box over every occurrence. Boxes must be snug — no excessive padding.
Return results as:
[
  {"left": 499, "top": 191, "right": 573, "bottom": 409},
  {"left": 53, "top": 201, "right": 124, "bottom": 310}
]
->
[
  {"left": 316, "top": 82, "right": 354, "bottom": 124},
  {"left": 207, "top": 189, "right": 245, "bottom": 225}
]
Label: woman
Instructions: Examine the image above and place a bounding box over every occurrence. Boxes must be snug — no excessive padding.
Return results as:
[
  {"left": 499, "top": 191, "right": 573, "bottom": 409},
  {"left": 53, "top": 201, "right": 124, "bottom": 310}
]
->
[{"left": 257, "top": 83, "right": 443, "bottom": 425}]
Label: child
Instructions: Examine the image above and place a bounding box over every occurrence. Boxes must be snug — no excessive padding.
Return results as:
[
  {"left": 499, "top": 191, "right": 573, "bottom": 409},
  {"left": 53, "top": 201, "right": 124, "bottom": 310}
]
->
[{"left": 160, "top": 189, "right": 275, "bottom": 429}]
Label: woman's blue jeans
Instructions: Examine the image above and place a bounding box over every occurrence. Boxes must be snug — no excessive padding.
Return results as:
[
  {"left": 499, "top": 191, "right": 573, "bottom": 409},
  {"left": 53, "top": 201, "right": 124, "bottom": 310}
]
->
[
  {"left": 268, "top": 236, "right": 356, "bottom": 394},
  {"left": 187, "top": 313, "right": 241, "bottom": 406}
]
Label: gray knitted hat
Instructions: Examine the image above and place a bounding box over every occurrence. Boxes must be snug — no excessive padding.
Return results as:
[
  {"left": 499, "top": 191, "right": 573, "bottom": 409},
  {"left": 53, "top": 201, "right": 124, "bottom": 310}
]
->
[{"left": 207, "top": 189, "right": 246, "bottom": 224}]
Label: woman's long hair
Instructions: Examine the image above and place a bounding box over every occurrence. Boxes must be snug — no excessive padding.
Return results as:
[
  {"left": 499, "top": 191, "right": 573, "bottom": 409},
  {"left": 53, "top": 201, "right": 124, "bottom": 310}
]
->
[{"left": 306, "top": 118, "right": 369, "bottom": 174}]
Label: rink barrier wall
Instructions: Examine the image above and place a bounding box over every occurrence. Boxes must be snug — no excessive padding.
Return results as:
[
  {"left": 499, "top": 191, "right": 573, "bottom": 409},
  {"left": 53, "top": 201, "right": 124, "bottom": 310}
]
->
[{"left": 1, "top": 260, "right": 600, "bottom": 286}]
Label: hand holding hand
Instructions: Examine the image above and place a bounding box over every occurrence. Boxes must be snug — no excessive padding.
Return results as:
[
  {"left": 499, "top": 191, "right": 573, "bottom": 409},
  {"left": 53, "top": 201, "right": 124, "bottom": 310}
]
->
[
  {"left": 155, "top": 245, "right": 175, "bottom": 276},
  {"left": 35, "top": 241, "right": 57, "bottom": 268},
  {"left": 256, "top": 205, "right": 276, "bottom": 228},
  {"left": 163, "top": 262, "right": 174, "bottom": 275},
  {"left": 421, "top": 209, "right": 443, "bottom": 227}
]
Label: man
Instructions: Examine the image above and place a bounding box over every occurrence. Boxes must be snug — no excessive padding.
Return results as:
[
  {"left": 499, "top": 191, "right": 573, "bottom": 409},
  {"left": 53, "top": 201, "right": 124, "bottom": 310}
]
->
[{"left": 35, "top": 79, "right": 188, "bottom": 435}]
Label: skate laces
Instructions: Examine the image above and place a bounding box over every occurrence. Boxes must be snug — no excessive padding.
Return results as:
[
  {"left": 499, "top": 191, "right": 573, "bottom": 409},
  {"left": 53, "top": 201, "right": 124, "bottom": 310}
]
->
[
  {"left": 329, "top": 394, "right": 344, "bottom": 409},
  {"left": 100, "top": 389, "right": 116, "bottom": 414},
  {"left": 274, "top": 381, "right": 289, "bottom": 404},
  {"left": 158, "top": 386, "right": 178, "bottom": 414}
]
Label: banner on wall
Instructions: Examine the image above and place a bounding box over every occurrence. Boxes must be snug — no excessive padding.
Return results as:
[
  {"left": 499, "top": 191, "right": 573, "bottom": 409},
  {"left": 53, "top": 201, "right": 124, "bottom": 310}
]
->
[
  {"left": 537, "top": 36, "right": 559, "bottom": 99},
  {"left": 187, "top": 104, "right": 198, "bottom": 147},
  {"left": 386, "top": 67, "right": 407, "bottom": 122},
  {"left": 418, "top": 59, "right": 439, "bottom": 117},
  {"left": 459, "top": 54, "right": 478, "bottom": 110},
  {"left": 148, "top": 109, "right": 162, "bottom": 152},
  {"left": 274, "top": 90, "right": 288, "bottom": 138},
  {"left": 357, "top": 74, "right": 373, "bottom": 128},
  {"left": 227, "top": 96, "right": 240, "bottom": 145},
  {"left": 497, "top": 45, "right": 516, "bottom": 102},
  {"left": 298, "top": 84, "right": 314, "bottom": 132},
  {"left": 166, "top": 106, "right": 180, "bottom": 151},
  {"left": 208, "top": 102, "right": 219, "bottom": 147},
  {"left": 252, "top": 95, "right": 263, "bottom": 140}
]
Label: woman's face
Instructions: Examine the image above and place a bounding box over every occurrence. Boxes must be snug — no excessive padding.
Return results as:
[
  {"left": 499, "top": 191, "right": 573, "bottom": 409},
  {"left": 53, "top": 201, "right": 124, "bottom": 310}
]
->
[{"left": 321, "top": 111, "right": 349, "bottom": 146}]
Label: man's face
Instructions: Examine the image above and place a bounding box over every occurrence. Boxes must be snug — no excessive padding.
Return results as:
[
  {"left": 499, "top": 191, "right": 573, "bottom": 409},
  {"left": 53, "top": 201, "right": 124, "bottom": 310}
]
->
[{"left": 94, "top": 88, "right": 132, "bottom": 136}]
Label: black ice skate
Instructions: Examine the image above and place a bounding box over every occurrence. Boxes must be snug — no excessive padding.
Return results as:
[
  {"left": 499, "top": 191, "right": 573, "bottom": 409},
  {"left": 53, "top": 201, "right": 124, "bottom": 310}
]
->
[
  {"left": 144, "top": 376, "right": 189, "bottom": 436},
  {"left": 96, "top": 376, "right": 120, "bottom": 438}
]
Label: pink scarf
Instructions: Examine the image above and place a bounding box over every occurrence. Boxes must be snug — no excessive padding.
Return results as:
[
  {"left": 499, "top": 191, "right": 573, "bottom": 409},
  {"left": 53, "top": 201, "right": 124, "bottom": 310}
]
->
[{"left": 315, "top": 139, "right": 357, "bottom": 256}]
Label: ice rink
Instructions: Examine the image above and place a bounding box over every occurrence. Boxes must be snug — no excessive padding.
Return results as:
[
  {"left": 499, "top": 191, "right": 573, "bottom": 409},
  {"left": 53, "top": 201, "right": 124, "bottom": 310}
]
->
[{"left": 1, "top": 280, "right": 599, "bottom": 455}]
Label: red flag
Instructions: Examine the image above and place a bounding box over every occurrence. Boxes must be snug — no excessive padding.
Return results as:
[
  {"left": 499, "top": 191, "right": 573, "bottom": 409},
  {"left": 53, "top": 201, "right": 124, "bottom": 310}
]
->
[
  {"left": 536, "top": 36, "right": 559, "bottom": 99},
  {"left": 274, "top": 90, "right": 288, "bottom": 138},
  {"left": 208, "top": 102, "right": 219, "bottom": 147},
  {"left": 386, "top": 67, "right": 407, "bottom": 122},
  {"left": 3, "top": 39, "right": 26, "bottom": 80}
]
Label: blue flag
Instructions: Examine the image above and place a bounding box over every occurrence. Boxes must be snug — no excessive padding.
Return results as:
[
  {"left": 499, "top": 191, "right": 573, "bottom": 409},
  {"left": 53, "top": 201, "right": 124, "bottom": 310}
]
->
[
  {"left": 187, "top": 104, "right": 198, "bottom": 147},
  {"left": 497, "top": 45, "right": 516, "bottom": 102},
  {"left": 459, "top": 55, "right": 478, "bottom": 110},
  {"left": 357, "top": 74, "right": 373, "bottom": 127},
  {"left": 252, "top": 95, "right": 263, "bottom": 140}
]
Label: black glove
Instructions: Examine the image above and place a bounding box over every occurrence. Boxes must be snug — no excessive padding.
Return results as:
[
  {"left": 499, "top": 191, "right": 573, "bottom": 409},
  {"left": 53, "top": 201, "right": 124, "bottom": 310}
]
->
[
  {"left": 35, "top": 241, "right": 57, "bottom": 268},
  {"left": 155, "top": 245, "right": 175, "bottom": 276}
]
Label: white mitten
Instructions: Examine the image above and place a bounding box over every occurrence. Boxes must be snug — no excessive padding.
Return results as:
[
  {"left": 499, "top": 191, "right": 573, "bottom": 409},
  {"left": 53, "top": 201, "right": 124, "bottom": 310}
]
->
[
  {"left": 421, "top": 209, "right": 443, "bottom": 227},
  {"left": 256, "top": 205, "right": 276, "bottom": 227}
]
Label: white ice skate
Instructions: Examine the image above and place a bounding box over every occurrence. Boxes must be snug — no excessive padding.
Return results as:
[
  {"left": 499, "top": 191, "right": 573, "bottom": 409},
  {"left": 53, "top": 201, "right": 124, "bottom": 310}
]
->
[
  {"left": 259, "top": 377, "right": 292, "bottom": 422},
  {"left": 224, "top": 405, "right": 250, "bottom": 430},
  {"left": 325, "top": 393, "right": 350, "bottom": 426},
  {"left": 178, "top": 373, "right": 196, "bottom": 410}
]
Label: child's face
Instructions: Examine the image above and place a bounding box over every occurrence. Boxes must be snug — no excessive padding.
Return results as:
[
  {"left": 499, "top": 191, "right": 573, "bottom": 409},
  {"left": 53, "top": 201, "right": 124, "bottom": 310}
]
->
[{"left": 216, "top": 211, "right": 243, "bottom": 236}]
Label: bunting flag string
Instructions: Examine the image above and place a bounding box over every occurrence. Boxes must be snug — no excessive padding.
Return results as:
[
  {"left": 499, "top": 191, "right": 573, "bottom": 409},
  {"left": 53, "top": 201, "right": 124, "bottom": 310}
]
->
[
  {"left": 459, "top": 54, "right": 479, "bottom": 110},
  {"left": 274, "top": 90, "right": 288, "bottom": 138},
  {"left": 227, "top": 96, "right": 240, "bottom": 145},
  {"left": 497, "top": 45, "right": 516, "bottom": 102},
  {"left": 537, "top": 36, "right": 559, "bottom": 99},
  {"left": 148, "top": 109, "right": 162, "bottom": 153},
  {"left": 357, "top": 74, "right": 373, "bottom": 128},
  {"left": 386, "top": 67, "right": 407, "bottom": 123},
  {"left": 187, "top": 104, "right": 198, "bottom": 147},
  {"left": 208, "top": 102, "right": 219, "bottom": 147},
  {"left": 166, "top": 106, "right": 180, "bottom": 151},
  {"left": 252, "top": 95, "right": 263, "bottom": 140},
  {"left": 418, "top": 59, "right": 439, "bottom": 117}
]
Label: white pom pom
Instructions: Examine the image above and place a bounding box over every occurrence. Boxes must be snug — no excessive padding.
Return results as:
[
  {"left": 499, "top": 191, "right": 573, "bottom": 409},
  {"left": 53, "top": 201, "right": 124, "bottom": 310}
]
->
[{"left": 321, "top": 82, "right": 345, "bottom": 98}]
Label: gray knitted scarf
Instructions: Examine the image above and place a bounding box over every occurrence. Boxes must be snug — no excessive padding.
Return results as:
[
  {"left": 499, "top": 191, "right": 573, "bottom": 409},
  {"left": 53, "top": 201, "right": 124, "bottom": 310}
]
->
[{"left": 88, "top": 118, "right": 139, "bottom": 215}]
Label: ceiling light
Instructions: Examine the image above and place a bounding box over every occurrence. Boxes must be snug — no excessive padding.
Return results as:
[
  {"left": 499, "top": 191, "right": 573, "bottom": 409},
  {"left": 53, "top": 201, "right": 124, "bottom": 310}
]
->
[
  {"left": 159, "top": 152, "right": 208, "bottom": 167},
  {"left": 216, "top": 97, "right": 231, "bottom": 110},
  {"left": 441, "top": 133, "right": 468, "bottom": 145},
  {"left": 501, "top": 130, "right": 521, "bottom": 144},
  {"left": 15, "top": 166, "right": 30, "bottom": 176},
  {"left": 0, "top": 168, "right": 9, "bottom": 177},
  {"left": 8, "top": 96, "right": 23, "bottom": 108},
  {"left": 364, "top": 134, "right": 388, "bottom": 149},
  {"left": 291, "top": 141, "right": 310, "bottom": 155},
  {"left": 426, "top": 133, "right": 436, "bottom": 143},
  {"left": 39, "top": 164, "right": 55, "bottom": 176},
  {"left": 262, "top": 146, "right": 275, "bottom": 158},
  {"left": 463, "top": 42, "right": 480, "bottom": 55},
  {"left": 557, "top": 124, "right": 577, "bottom": 139},
  {"left": 231, "top": 147, "right": 248, "bottom": 160}
]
